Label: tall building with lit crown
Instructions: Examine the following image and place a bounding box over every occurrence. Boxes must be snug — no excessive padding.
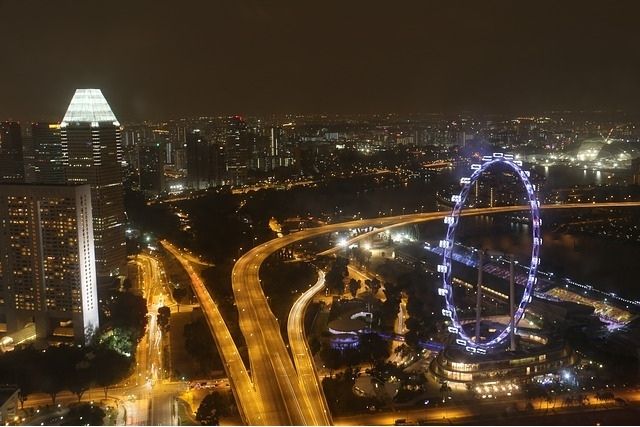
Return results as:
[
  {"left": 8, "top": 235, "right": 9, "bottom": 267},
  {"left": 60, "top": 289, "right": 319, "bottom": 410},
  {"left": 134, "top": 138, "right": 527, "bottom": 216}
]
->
[
  {"left": 0, "top": 184, "right": 99, "bottom": 344},
  {"left": 60, "top": 89, "right": 126, "bottom": 279}
]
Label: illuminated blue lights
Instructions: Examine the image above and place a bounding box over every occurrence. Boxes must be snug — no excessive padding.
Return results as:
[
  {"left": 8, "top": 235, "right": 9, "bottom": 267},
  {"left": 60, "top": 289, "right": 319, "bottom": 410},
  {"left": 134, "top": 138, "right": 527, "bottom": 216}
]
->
[{"left": 442, "top": 154, "right": 542, "bottom": 352}]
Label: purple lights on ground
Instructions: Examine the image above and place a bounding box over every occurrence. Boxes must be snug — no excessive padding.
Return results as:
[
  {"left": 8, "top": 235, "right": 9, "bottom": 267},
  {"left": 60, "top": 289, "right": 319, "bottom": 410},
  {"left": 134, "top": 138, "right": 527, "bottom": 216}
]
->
[{"left": 439, "top": 154, "right": 542, "bottom": 352}]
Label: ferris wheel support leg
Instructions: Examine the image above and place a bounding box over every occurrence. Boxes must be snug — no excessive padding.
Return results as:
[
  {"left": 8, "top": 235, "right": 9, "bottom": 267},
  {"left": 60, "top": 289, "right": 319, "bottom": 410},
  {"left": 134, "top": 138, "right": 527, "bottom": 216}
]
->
[
  {"left": 509, "top": 254, "right": 516, "bottom": 351},
  {"left": 475, "top": 250, "right": 484, "bottom": 343}
]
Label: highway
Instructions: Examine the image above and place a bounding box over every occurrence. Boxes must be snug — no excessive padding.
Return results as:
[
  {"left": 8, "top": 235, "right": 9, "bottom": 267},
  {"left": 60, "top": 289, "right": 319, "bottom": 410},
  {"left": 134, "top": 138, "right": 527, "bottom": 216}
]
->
[
  {"left": 161, "top": 241, "right": 266, "bottom": 425},
  {"left": 287, "top": 270, "right": 333, "bottom": 425},
  {"left": 232, "top": 241, "right": 314, "bottom": 425},
  {"left": 318, "top": 201, "right": 640, "bottom": 257}
]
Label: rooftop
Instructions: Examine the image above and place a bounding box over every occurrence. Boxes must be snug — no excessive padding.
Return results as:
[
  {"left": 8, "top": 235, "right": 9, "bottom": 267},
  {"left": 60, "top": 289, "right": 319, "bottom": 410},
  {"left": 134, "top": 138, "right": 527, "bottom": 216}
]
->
[{"left": 61, "top": 89, "right": 119, "bottom": 126}]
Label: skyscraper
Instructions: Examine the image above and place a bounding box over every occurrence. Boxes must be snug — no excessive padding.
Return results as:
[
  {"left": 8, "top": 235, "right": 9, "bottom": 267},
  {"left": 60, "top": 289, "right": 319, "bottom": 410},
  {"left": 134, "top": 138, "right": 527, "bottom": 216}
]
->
[
  {"left": 31, "top": 123, "right": 65, "bottom": 184},
  {"left": 138, "top": 142, "right": 165, "bottom": 194},
  {"left": 270, "top": 126, "right": 281, "bottom": 170},
  {"left": 186, "top": 129, "right": 208, "bottom": 190},
  {"left": 0, "top": 184, "right": 99, "bottom": 344},
  {"left": 186, "top": 130, "right": 225, "bottom": 189},
  {"left": 60, "top": 89, "right": 126, "bottom": 279},
  {"left": 224, "top": 116, "right": 249, "bottom": 186},
  {"left": 0, "top": 122, "right": 24, "bottom": 183}
]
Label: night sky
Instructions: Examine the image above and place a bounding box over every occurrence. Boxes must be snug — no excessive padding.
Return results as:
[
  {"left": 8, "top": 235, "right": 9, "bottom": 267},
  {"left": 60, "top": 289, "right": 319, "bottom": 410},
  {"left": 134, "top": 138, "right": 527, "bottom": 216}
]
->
[{"left": 1, "top": 0, "right": 640, "bottom": 121}]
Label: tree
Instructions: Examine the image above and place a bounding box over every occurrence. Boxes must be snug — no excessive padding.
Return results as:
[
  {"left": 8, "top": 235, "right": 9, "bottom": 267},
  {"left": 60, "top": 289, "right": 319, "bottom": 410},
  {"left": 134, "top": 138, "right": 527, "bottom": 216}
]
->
[
  {"left": 157, "top": 306, "right": 171, "bottom": 332},
  {"left": 196, "top": 392, "right": 226, "bottom": 425},
  {"left": 98, "top": 327, "right": 137, "bottom": 357},
  {"left": 325, "top": 257, "right": 349, "bottom": 294},
  {"left": 69, "top": 358, "right": 93, "bottom": 402},
  {"left": 38, "top": 346, "right": 78, "bottom": 404},
  {"left": 173, "top": 287, "right": 188, "bottom": 308},
  {"left": 370, "top": 278, "right": 381, "bottom": 296},
  {"left": 93, "top": 347, "right": 132, "bottom": 399},
  {"left": 359, "top": 333, "right": 390, "bottom": 367},
  {"left": 184, "top": 317, "right": 220, "bottom": 374},
  {"left": 348, "top": 278, "right": 360, "bottom": 298},
  {"left": 62, "top": 403, "right": 105, "bottom": 426},
  {"left": 105, "top": 291, "right": 148, "bottom": 341},
  {"left": 319, "top": 346, "right": 343, "bottom": 375},
  {"left": 0, "top": 347, "right": 38, "bottom": 409}
]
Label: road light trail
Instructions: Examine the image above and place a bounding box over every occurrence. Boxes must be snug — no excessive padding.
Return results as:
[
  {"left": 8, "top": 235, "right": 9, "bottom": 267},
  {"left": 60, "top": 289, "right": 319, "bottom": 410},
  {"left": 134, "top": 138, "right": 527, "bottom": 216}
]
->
[
  {"left": 232, "top": 247, "right": 312, "bottom": 425},
  {"left": 161, "top": 241, "right": 265, "bottom": 425},
  {"left": 126, "top": 253, "right": 190, "bottom": 425},
  {"left": 287, "top": 270, "right": 333, "bottom": 425},
  {"left": 318, "top": 202, "right": 640, "bottom": 257}
]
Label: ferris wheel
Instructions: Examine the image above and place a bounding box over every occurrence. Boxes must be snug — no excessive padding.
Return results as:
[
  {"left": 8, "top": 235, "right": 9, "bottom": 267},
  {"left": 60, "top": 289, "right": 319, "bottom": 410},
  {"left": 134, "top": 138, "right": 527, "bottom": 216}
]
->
[{"left": 438, "top": 153, "right": 542, "bottom": 353}]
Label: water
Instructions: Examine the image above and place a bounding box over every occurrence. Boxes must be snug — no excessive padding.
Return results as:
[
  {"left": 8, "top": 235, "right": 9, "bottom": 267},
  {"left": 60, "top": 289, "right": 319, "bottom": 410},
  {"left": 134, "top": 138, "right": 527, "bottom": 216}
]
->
[
  {"left": 417, "top": 165, "right": 640, "bottom": 300},
  {"left": 416, "top": 207, "right": 640, "bottom": 301},
  {"left": 537, "top": 164, "right": 633, "bottom": 190},
  {"left": 354, "top": 164, "right": 640, "bottom": 300}
]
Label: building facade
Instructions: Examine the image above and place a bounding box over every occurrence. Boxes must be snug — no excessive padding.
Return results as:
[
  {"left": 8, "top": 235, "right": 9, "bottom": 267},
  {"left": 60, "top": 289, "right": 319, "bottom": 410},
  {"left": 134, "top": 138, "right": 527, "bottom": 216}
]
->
[
  {"left": 31, "top": 122, "right": 65, "bottom": 184},
  {"left": 0, "top": 122, "right": 24, "bottom": 183},
  {"left": 60, "top": 89, "right": 126, "bottom": 279},
  {"left": 224, "top": 116, "right": 249, "bottom": 186},
  {"left": 0, "top": 184, "right": 99, "bottom": 344},
  {"left": 186, "top": 130, "right": 225, "bottom": 189}
]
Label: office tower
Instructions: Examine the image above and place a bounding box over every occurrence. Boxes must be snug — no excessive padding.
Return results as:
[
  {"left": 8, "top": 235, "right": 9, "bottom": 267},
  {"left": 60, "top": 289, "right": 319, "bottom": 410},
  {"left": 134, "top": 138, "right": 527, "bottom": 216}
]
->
[
  {"left": 0, "top": 184, "right": 99, "bottom": 344},
  {"left": 31, "top": 123, "right": 65, "bottom": 184},
  {"left": 21, "top": 126, "right": 37, "bottom": 183},
  {"left": 224, "top": 116, "right": 249, "bottom": 186},
  {"left": 138, "top": 142, "right": 165, "bottom": 194},
  {"left": 60, "top": 89, "right": 126, "bottom": 279},
  {"left": 0, "top": 122, "right": 24, "bottom": 183},
  {"left": 270, "top": 126, "right": 281, "bottom": 170},
  {"left": 210, "top": 141, "right": 225, "bottom": 186},
  {"left": 186, "top": 130, "right": 207, "bottom": 190},
  {"left": 121, "top": 126, "right": 143, "bottom": 170},
  {"left": 167, "top": 121, "right": 187, "bottom": 165},
  {"left": 165, "top": 141, "right": 173, "bottom": 165},
  {"left": 175, "top": 147, "right": 187, "bottom": 171}
]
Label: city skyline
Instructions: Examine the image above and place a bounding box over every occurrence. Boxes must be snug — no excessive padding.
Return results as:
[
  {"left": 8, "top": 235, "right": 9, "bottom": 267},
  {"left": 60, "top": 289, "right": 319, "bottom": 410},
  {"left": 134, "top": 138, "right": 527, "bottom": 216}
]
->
[
  {"left": 2, "top": 1, "right": 640, "bottom": 122},
  {"left": 3, "top": 2, "right": 640, "bottom": 426}
]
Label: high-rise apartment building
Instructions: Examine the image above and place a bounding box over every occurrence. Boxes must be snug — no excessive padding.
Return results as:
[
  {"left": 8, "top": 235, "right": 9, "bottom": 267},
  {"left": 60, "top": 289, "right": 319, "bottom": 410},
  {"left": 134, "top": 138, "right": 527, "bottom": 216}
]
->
[
  {"left": 270, "top": 126, "right": 281, "bottom": 170},
  {"left": 0, "top": 122, "right": 24, "bottom": 183},
  {"left": 60, "top": 89, "right": 126, "bottom": 279},
  {"left": 186, "top": 130, "right": 225, "bottom": 189},
  {"left": 224, "top": 116, "right": 249, "bottom": 186},
  {"left": 0, "top": 184, "right": 99, "bottom": 344},
  {"left": 186, "top": 130, "right": 207, "bottom": 190},
  {"left": 138, "top": 143, "right": 165, "bottom": 194}
]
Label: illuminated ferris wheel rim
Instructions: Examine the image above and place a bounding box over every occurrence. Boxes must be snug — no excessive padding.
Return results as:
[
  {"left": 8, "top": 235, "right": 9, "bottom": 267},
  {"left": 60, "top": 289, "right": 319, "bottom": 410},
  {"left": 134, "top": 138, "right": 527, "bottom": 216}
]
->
[{"left": 438, "top": 153, "right": 542, "bottom": 353}]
